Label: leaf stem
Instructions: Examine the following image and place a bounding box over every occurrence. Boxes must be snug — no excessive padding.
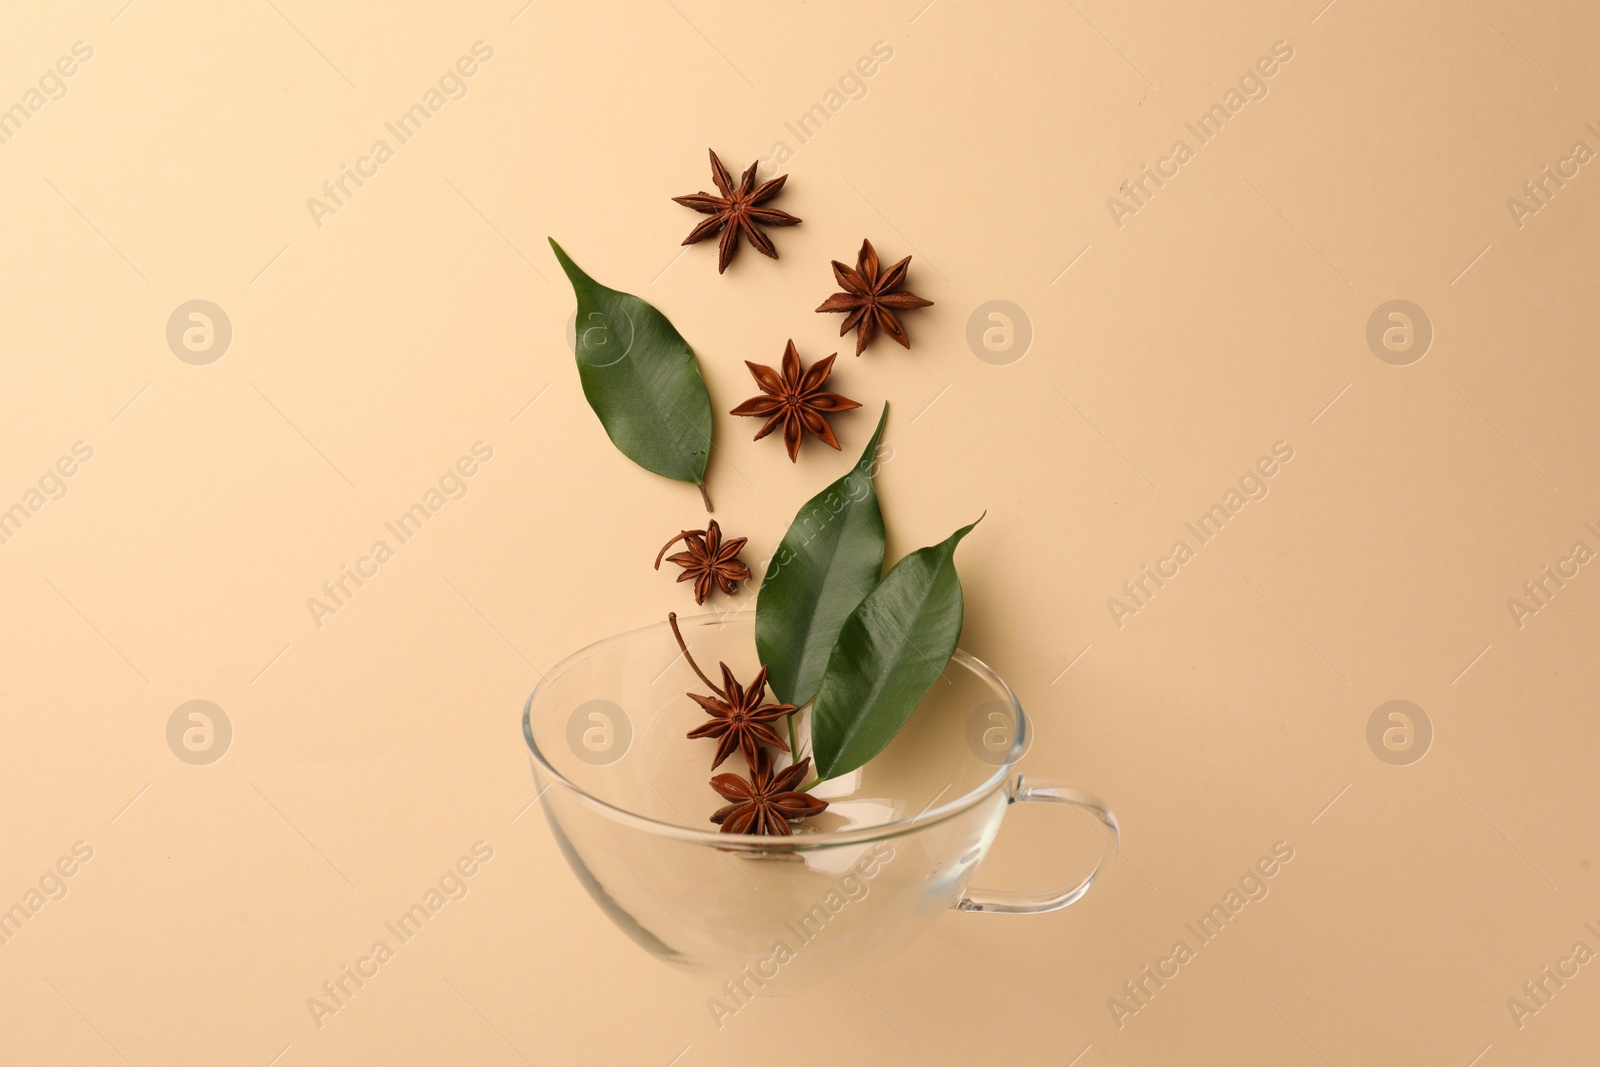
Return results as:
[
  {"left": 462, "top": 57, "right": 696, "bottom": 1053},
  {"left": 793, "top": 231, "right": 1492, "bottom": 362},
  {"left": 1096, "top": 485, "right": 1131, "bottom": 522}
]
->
[
  {"left": 786, "top": 709, "right": 800, "bottom": 759},
  {"left": 667, "top": 611, "right": 724, "bottom": 696},
  {"left": 698, "top": 480, "right": 713, "bottom": 512}
]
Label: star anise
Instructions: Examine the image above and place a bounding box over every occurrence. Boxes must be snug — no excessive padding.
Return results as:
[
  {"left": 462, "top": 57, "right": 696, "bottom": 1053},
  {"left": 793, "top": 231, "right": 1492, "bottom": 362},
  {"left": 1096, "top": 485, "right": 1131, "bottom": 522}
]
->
[
  {"left": 709, "top": 751, "right": 827, "bottom": 836},
  {"left": 654, "top": 520, "right": 750, "bottom": 604},
  {"left": 815, "top": 238, "right": 934, "bottom": 355},
  {"left": 667, "top": 612, "right": 795, "bottom": 770},
  {"left": 685, "top": 662, "right": 794, "bottom": 770},
  {"left": 730, "top": 340, "right": 862, "bottom": 462},
  {"left": 673, "top": 149, "right": 801, "bottom": 273}
]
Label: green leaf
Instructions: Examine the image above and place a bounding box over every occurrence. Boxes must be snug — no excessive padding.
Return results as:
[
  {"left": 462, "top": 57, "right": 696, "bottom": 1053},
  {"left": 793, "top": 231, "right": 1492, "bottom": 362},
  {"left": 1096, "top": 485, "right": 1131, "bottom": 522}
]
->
[
  {"left": 809, "top": 516, "right": 982, "bottom": 783},
  {"left": 549, "top": 239, "right": 712, "bottom": 487},
  {"left": 756, "top": 405, "right": 890, "bottom": 707}
]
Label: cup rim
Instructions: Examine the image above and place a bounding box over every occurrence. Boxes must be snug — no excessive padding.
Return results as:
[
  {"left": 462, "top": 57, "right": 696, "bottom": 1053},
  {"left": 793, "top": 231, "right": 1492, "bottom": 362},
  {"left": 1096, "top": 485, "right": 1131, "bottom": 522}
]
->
[{"left": 521, "top": 610, "right": 1028, "bottom": 851}]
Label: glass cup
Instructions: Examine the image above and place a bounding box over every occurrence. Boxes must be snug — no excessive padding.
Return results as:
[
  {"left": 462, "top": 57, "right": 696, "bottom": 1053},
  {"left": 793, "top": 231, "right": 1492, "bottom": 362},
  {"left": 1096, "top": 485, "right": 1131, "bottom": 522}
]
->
[{"left": 522, "top": 612, "right": 1117, "bottom": 990}]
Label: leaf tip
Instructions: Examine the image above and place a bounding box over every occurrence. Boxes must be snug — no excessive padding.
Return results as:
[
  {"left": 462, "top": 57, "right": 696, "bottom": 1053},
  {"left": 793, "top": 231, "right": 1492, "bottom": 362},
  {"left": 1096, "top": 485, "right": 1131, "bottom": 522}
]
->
[
  {"left": 547, "top": 238, "right": 583, "bottom": 287},
  {"left": 947, "top": 513, "right": 984, "bottom": 550},
  {"left": 851, "top": 403, "right": 891, "bottom": 481}
]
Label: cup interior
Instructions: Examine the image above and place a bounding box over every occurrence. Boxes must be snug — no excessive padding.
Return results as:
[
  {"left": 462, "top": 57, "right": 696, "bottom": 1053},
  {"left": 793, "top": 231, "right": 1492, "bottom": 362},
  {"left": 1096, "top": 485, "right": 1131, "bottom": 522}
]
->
[{"left": 525, "top": 612, "right": 1024, "bottom": 844}]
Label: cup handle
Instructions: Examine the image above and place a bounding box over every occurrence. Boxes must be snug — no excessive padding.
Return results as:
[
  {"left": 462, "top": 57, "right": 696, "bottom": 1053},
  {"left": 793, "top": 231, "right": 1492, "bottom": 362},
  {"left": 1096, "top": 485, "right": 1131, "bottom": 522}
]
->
[{"left": 952, "top": 775, "right": 1119, "bottom": 915}]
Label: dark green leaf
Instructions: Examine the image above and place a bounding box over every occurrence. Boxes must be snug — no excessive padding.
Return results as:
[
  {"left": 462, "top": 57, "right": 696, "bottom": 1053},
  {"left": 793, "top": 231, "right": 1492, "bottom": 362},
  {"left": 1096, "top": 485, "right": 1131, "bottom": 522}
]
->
[
  {"left": 549, "top": 239, "right": 712, "bottom": 487},
  {"left": 757, "top": 405, "right": 889, "bottom": 707},
  {"left": 810, "top": 517, "right": 982, "bottom": 782}
]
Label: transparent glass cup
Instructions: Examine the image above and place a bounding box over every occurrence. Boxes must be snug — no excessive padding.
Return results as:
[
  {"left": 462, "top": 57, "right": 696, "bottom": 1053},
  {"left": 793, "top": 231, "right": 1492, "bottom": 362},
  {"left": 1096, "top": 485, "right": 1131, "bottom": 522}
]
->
[{"left": 522, "top": 612, "right": 1117, "bottom": 989}]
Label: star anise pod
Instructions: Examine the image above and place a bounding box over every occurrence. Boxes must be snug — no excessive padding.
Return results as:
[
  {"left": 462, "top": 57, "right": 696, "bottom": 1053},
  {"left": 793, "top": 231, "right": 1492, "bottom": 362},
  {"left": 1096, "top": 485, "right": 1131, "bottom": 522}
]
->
[
  {"left": 672, "top": 149, "right": 801, "bottom": 273},
  {"left": 654, "top": 520, "right": 750, "bottom": 604},
  {"left": 815, "top": 238, "right": 934, "bottom": 355},
  {"left": 709, "top": 751, "right": 827, "bottom": 836},
  {"left": 730, "top": 340, "right": 862, "bottom": 462},
  {"left": 685, "top": 662, "right": 794, "bottom": 770}
]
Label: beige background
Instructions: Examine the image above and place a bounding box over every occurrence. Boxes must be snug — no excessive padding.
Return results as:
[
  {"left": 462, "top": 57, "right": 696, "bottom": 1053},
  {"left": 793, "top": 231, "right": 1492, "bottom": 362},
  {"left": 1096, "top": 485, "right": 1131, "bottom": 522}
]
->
[{"left": 2, "top": 0, "right": 1598, "bottom": 1063}]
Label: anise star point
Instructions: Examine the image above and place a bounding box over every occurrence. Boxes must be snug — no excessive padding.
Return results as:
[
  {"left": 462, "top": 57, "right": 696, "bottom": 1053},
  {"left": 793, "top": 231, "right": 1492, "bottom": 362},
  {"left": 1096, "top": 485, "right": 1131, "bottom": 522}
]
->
[
  {"left": 815, "top": 238, "right": 934, "bottom": 355},
  {"left": 654, "top": 520, "right": 751, "bottom": 604},
  {"left": 685, "top": 663, "right": 795, "bottom": 770},
  {"left": 673, "top": 149, "right": 802, "bottom": 273},
  {"left": 709, "top": 750, "right": 828, "bottom": 836},
  {"left": 730, "top": 340, "right": 862, "bottom": 462}
]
